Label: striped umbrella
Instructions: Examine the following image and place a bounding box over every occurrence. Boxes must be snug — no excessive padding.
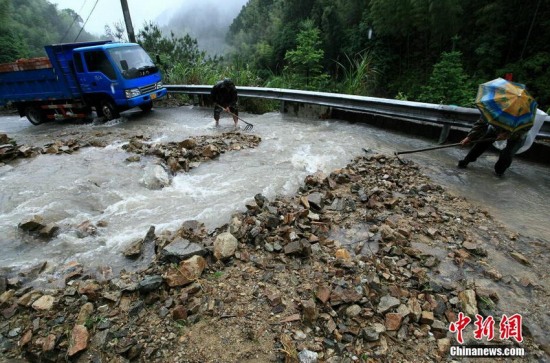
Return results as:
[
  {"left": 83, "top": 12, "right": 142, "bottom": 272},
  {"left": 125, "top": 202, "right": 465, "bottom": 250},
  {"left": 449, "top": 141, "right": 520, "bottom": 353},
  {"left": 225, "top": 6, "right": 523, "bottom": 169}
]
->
[{"left": 475, "top": 78, "right": 537, "bottom": 133}]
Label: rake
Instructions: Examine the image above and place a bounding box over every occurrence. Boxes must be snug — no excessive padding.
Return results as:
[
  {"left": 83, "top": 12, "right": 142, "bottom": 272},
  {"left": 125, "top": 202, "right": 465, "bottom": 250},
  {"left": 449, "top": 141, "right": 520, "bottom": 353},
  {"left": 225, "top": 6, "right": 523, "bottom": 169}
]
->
[
  {"left": 395, "top": 137, "right": 497, "bottom": 155},
  {"left": 216, "top": 103, "right": 254, "bottom": 131},
  {"left": 394, "top": 138, "right": 496, "bottom": 164}
]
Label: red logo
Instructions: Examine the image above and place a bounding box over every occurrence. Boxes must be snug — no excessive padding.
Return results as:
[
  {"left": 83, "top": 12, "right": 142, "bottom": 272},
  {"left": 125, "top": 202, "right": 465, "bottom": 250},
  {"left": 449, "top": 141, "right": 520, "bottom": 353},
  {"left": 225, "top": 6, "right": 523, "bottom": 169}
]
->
[{"left": 449, "top": 313, "right": 523, "bottom": 344}]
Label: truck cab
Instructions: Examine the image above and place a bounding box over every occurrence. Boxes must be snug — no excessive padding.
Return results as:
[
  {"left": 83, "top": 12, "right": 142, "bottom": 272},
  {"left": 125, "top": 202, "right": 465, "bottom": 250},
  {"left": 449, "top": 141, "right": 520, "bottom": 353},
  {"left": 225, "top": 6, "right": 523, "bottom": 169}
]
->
[
  {"left": 0, "top": 40, "right": 167, "bottom": 124},
  {"left": 71, "top": 42, "right": 167, "bottom": 120}
]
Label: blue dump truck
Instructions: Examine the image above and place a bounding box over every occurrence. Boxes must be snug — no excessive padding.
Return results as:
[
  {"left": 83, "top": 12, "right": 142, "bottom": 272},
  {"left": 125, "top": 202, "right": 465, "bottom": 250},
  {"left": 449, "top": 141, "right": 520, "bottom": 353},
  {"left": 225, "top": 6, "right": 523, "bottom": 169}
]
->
[{"left": 0, "top": 40, "right": 167, "bottom": 125}]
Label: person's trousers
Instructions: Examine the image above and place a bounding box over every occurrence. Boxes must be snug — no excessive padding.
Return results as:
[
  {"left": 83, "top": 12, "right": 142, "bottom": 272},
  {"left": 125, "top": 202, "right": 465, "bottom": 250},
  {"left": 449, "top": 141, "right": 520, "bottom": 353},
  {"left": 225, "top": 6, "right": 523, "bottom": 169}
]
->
[{"left": 463, "top": 127, "right": 526, "bottom": 174}]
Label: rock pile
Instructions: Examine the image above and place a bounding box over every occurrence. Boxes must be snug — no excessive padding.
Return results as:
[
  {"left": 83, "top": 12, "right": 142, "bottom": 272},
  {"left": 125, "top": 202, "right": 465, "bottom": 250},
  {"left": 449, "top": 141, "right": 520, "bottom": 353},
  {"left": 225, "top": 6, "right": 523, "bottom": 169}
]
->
[
  {"left": 0, "top": 133, "right": 34, "bottom": 163},
  {"left": 0, "top": 132, "right": 107, "bottom": 166},
  {"left": 122, "top": 132, "right": 262, "bottom": 174},
  {"left": 0, "top": 153, "right": 544, "bottom": 362},
  {"left": 0, "top": 130, "right": 261, "bottom": 170}
]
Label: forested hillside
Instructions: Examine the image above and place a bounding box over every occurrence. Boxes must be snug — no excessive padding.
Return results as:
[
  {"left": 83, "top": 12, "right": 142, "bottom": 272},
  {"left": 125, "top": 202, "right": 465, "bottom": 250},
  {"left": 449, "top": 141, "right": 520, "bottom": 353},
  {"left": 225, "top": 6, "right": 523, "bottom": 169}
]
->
[
  {"left": 1, "top": 0, "right": 549, "bottom": 110},
  {"left": 0, "top": 0, "right": 96, "bottom": 61},
  {"left": 226, "top": 0, "right": 550, "bottom": 109}
]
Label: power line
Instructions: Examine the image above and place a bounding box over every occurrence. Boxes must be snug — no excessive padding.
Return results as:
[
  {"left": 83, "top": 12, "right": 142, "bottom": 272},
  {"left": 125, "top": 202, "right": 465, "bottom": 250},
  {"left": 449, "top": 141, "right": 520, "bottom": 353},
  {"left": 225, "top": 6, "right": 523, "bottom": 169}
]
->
[
  {"left": 59, "top": 0, "right": 88, "bottom": 43},
  {"left": 75, "top": 0, "right": 100, "bottom": 42}
]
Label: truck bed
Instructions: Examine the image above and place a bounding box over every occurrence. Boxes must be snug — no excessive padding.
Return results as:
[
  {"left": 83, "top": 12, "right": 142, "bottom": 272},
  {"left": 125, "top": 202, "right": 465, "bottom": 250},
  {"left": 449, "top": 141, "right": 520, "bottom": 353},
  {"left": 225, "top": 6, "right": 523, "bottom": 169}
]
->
[
  {"left": 0, "top": 69, "right": 68, "bottom": 106},
  {"left": 0, "top": 55, "right": 80, "bottom": 106}
]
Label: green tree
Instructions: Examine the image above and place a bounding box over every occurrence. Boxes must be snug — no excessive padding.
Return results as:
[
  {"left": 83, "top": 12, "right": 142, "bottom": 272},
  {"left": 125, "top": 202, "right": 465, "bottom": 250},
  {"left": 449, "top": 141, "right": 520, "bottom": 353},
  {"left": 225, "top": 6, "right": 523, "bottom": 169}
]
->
[
  {"left": 283, "top": 19, "right": 329, "bottom": 90},
  {"left": 0, "top": 30, "right": 23, "bottom": 63},
  {"left": 227, "top": 0, "right": 281, "bottom": 74},
  {"left": 0, "top": 0, "right": 25, "bottom": 62},
  {"left": 137, "top": 22, "right": 221, "bottom": 84},
  {"left": 417, "top": 51, "right": 474, "bottom": 106},
  {"left": 138, "top": 22, "right": 206, "bottom": 65},
  {"left": 58, "top": 8, "right": 85, "bottom": 43},
  {"left": 314, "top": 1, "right": 345, "bottom": 71},
  {"left": 0, "top": 0, "right": 8, "bottom": 23},
  {"left": 0, "top": 0, "right": 96, "bottom": 58},
  {"left": 499, "top": 52, "right": 550, "bottom": 110},
  {"left": 104, "top": 21, "right": 127, "bottom": 42}
]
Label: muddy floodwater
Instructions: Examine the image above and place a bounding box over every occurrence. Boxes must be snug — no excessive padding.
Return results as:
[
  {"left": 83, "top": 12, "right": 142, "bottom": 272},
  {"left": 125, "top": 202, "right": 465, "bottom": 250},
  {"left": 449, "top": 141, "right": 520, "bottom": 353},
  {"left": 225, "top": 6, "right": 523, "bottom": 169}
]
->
[
  {"left": 1, "top": 106, "right": 549, "bottom": 267},
  {"left": 1, "top": 106, "right": 548, "bottom": 271},
  {"left": 1, "top": 106, "right": 549, "bottom": 352}
]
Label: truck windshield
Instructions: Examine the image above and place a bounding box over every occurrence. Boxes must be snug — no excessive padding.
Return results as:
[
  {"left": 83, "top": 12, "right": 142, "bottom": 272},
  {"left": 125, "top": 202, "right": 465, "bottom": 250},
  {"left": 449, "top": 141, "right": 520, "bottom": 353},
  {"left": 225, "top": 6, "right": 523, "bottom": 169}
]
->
[{"left": 108, "top": 45, "right": 158, "bottom": 80}]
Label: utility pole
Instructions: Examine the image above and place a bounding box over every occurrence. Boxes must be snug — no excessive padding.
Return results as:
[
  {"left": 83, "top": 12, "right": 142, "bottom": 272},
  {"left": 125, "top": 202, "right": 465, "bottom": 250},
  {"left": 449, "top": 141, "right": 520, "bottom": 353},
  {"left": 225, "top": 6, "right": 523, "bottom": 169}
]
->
[{"left": 120, "top": 0, "right": 136, "bottom": 43}]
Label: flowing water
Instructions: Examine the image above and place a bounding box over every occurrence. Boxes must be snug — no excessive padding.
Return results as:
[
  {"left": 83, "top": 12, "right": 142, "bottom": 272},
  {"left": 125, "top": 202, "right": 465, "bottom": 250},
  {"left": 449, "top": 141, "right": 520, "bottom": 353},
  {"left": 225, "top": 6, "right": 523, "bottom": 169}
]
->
[
  {"left": 1, "top": 106, "right": 549, "bottom": 276},
  {"left": 2, "top": 105, "right": 550, "bottom": 352}
]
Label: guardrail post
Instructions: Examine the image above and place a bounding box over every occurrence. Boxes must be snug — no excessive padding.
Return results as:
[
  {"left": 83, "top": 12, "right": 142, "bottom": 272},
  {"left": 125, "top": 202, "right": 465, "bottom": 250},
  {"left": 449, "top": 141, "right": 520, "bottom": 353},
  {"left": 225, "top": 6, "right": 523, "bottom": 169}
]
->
[
  {"left": 280, "top": 100, "right": 285, "bottom": 113},
  {"left": 438, "top": 124, "right": 450, "bottom": 144}
]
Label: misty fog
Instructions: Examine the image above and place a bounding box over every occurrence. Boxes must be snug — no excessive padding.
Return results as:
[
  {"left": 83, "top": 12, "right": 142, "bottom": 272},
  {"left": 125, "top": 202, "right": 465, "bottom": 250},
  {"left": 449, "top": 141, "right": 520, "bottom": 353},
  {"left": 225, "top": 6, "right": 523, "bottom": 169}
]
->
[{"left": 156, "top": 0, "right": 249, "bottom": 56}]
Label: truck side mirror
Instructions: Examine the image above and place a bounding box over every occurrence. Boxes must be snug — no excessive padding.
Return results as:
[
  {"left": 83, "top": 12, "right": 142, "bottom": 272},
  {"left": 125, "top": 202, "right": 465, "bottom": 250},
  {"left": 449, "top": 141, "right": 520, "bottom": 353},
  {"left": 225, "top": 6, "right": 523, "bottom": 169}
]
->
[{"left": 120, "top": 60, "right": 129, "bottom": 71}]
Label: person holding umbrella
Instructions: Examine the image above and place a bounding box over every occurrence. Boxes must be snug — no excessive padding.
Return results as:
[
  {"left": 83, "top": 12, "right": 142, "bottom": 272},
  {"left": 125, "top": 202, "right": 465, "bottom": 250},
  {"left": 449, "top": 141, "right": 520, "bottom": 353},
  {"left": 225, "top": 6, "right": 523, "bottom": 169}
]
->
[
  {"left": 457, "top": 78, "right": 537, "bottom": 177},
  {"left": 457, "top": 119, "right": 528, "bottom": 176},
  {"left": 211, "top": 78, "right": 239, "bottom": 128}
]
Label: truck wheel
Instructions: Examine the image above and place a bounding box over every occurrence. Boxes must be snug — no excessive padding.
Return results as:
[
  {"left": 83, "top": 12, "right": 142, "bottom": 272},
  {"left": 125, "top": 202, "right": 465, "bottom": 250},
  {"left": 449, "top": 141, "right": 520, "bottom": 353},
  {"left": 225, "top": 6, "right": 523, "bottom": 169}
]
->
[
  {"left": 100, "top": 100, "right": 120, "bottom": 120},
  {"left": 139, "top": 101, "right": 153, "bottom": 113},
  {"left": 25, "top": 107, "right": 46, "bottom": 125},
  {"left": 94, "top": 103, "right": 104, "bottom": 117}
]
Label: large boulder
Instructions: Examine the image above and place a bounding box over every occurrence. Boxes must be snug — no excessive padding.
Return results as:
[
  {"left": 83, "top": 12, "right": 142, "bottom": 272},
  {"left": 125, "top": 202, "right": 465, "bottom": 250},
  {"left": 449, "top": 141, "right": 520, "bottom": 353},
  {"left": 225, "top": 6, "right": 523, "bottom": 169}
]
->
[
  {"left": 141, "top": 164, "right": 171, "bottom": 189},
  {"left": 163, "top": 255, "right": 207, "bottom": 287},
  {"left": 213, "top": 232, "right": 239, "bottom": 260}
]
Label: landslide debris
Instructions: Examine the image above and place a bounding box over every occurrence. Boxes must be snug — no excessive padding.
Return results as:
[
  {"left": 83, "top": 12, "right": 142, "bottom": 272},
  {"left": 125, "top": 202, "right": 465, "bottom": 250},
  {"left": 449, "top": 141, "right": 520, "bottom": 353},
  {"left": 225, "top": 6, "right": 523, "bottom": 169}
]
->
[{"left": 0, "top": 151, "right": 546, "bottom": 363}]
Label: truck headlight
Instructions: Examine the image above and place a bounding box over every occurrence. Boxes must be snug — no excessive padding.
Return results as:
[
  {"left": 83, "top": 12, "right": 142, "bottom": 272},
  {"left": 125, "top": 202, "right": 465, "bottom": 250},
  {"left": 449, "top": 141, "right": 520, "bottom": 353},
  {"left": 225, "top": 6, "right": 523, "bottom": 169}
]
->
[
  {"left": 156, "top": 81, "right": 163, "bottom": 89},
  {"left": 125, "top": 88, "right": 141, "bottom": 98}
]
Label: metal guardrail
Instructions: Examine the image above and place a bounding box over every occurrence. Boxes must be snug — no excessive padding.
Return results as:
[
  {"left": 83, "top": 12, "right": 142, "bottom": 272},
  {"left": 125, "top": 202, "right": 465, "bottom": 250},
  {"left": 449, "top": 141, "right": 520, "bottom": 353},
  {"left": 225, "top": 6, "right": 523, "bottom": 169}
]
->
[{"left": 165, "top": 85, "right": 550, "bottom": 138}]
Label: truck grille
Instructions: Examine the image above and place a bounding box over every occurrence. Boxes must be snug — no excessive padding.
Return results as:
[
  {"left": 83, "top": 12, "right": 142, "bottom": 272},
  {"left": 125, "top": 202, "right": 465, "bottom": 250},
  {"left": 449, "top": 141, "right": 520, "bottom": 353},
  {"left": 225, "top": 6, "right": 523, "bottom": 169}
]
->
[{"left": 139, "top": 83, "right": 157, "bottom": 94}]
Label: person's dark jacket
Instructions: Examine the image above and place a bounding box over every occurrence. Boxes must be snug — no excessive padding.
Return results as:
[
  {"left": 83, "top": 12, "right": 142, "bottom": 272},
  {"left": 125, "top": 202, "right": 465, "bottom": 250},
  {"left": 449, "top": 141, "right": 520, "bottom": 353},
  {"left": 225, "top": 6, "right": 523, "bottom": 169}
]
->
[
  {"left": 467, "top": 117, "right": 529, "bottom": 142},
  {"left": 466, "top": 118, "right": 491, "bottom": 141},
  {"left": 211, "top": 79, "right": 237, "bottom": 108}
]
